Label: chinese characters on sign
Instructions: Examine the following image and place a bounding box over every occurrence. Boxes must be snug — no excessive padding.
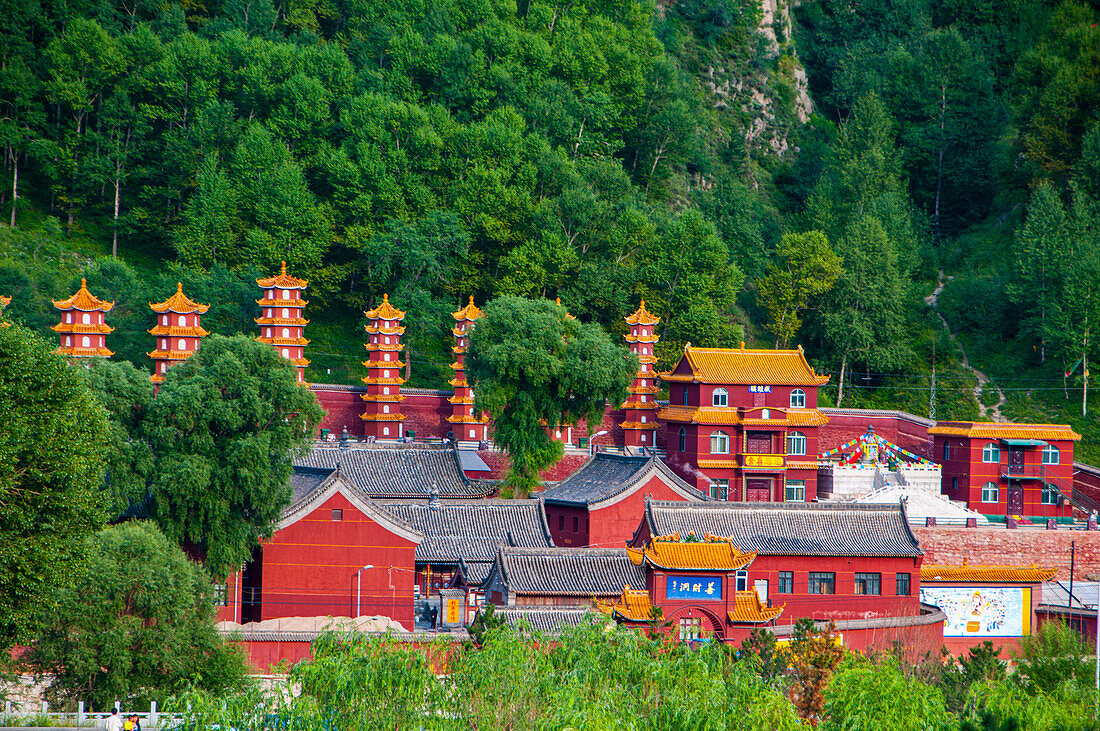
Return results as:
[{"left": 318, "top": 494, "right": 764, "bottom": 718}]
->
[
  {"left": 666, "top": 575, "right": 723, "bottom": 600},
  {"left": 748, "top": 386, "right": 772, "bottom": 393}
]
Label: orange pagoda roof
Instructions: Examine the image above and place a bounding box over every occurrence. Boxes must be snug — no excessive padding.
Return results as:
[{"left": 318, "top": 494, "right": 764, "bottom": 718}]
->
[
  {"left": 921, "top": 563, "right": 1058, "bottom": 584},
  {"left": 150, "top": 283, "right": 210, "bottom": 314},
  {"left": 625, "top": 299, "right": 660, "bottom": 326},
  {"left": 928, "top": 422, "right": 1080, "bottom": 442},
  {"left": 555, "top": 297, "right": 576, "bottom": 320},
  {"left": 729, "top": 590, "right": 785, "bottom": 624},
  {"left": 53, "top": 279, "right": 115, "bottom": 312},
  {"left": 596, "top": 586, "right": 655, "bottom": 621},
  {"left": 660, "top": 344, "right": 829, "bottom": 386},
  {"left": 257, "top": 261, "right": 308, "bottom": 289},
  {"left": 366, "top": 293, "right": 406, "bottom": 321},
  {"left": 453, "top": 296, "right": 483, "bottom": 321},
  {"left": 0, "top": 294, "right": 9, "bottom": 327},
  {"left": 627, "top": 535, "right": 757, "bottom": 571}
]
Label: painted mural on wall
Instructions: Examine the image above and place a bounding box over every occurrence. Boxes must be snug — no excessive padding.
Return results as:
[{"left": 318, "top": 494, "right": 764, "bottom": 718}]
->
[{"left": 919, "top": 586, "right": 1029, "bottom": 637}]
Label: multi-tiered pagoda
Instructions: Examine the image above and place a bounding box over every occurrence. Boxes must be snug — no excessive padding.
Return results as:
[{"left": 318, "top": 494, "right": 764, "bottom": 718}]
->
[
  {"left": 620, "top": 300, "right": 660, "bottom": 448},
  {"left": 255, "top": 262, "right": 309, "bottom": 384},
  {"left": 148, "top": 283, "right": 210, "bottom": 384},
  {"left": 361, "top": 294, "right": 406, "bottom": 441},
  {"left": 52, "top": 279, "right": 114, "bottom": 358},
  {"left": 447, "top": 297, "right": 489, "bottom": 444}
]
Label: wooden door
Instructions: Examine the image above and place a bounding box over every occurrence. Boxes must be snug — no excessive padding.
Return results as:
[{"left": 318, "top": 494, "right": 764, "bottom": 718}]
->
[
  {"left": 1009, "top": 448, "right": 1024, "bottom": 475},
  {"left": 745, "top": 432, "right": 771, "bottom": 454},
  {"left": 745, "top": 478, "right": 772, "bottom": 501},
  {"left": 1008, "top": 486, "right": 1024, "bottom": 514}
]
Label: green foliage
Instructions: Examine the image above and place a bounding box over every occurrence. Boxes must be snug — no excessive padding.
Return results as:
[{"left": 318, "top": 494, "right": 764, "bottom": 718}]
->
[
  {"left": 0, "top": 325, "right": 108, "bottom": 646},
  {"left": 757, "top": 230, "right": 840, "bottom": 348},
  {"left": 26, "top": 521, "right": 248, "bottom": 710},
  {"left": 143, "top": 334, "right": 323, "bottom": 576},
  {"left": 822, "top": 655, "right": 958, "bottom": 731},
  {"left": 467, "top": 603, "right": 505, "bottom": 646},
  {"left": 1015, "top": 620, "right": 1093, "bottom": 694},
  {"left": 467, "top": 296, "right": 636, "bottom": 491}
]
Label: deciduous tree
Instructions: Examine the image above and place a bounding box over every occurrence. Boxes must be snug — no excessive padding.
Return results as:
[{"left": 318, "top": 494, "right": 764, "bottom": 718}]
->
[{"left": 757, "top": 230, "right": 840, "bottom": 348}]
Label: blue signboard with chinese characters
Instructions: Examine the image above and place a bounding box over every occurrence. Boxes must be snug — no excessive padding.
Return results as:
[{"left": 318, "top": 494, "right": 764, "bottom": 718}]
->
[
  {"left": 666, "top": 576, "right": 723, "bottom": 600},
  {"left": 748, "top": 385, "right": 772, "bottom": 393}
]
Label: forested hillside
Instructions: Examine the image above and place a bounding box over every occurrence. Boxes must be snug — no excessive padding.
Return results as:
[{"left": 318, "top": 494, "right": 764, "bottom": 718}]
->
[{"left": 2, "top": 0, "right": 1100, "bottom": 455}]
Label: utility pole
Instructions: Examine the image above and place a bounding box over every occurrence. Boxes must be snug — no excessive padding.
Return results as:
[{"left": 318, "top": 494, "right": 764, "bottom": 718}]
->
[{"left": 929, "top": 341, "right": 937, "bottom": 421}]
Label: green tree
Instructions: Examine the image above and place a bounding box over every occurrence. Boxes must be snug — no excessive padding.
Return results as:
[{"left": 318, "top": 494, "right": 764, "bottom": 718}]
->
[
  {"left": 467, "top": 296, "right": 636, "bottom": 492},
  {"left": 0, "top": 325, "right": 108, "bottom": 646},
  {"left": 143, "top": 334, "right": 323, "bottom": 576},
  {"left": 782, "top": 619, "right": 845, "bottom": 725},
  {"left": 1015, "top": 619, "right": 1092, "bottom": 694},
  {"left": 822, "top": 655, "right": 958, "bottom": 731},
  {"left": 26, "top": 521, "right": 248, "bottom": 710},
  {"left": 1009, "top": 182, "right": 1069, "bottom": 365},
  {"left": 757, "top": 230, "right": 840, "bottom": 348}
]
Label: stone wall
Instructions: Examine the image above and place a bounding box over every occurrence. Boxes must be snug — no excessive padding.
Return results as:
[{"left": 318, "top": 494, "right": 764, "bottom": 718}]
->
[{"left": 913, "top": 526, "right": 1100, "bottom": 581}]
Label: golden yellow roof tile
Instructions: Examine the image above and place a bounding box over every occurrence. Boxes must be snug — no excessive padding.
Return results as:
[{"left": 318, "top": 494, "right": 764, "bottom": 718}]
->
[
  {"left": 928, "top": 421, "right": 1080, "bottom": 441},
  {"left": 597, "top": 586, "right": 655, "bottom": 621},
  {"left": 625, "top": 299, "right": 660, "bottom": 326},
  {"left": 627, "top": 535, "right": 756, "bottom": 571},
  {"left": 453, "top": 296, "right": 483, "bottom": 321},
  {"left": 729, "top": 590, "right": 784, "bottom": 624},
  {"left": 256, "top": 261, "right": 308, "bottom": 289},
  {"left": 149, "top": 282, "right": 210, "bottom": 314},
  {"left": 921, "top": 563, "right": 1058, "bottom": 583},
  {"left": 53, "top": 279, "right": 114, "bottom": 312},
  {"left": 660, "top": 344, "right": 829, "bottom": 386},
  {"left": 656, "top": 406, "right": 827, "bottom": 426},
  {"left": 365, "top": 293, "right": 406, "bottom": 321}
]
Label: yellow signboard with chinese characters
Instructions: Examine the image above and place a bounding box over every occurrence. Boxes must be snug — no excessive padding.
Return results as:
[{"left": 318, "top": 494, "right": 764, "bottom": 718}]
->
[
  {"left": 743, "top": 454, "right": 784, "bottom": 468},
  {"left": 445, "top": 598, "right": 460, "bottom": 625}
]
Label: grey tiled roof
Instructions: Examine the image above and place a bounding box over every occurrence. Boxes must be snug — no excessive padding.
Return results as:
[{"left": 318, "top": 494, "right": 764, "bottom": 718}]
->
[
  {"left": 489, "top": 546, "right": 646, "bottom": 597},
  {"left": 498, "top": 608, "right": 594, "bottom": 634},
  {"left": 290, "top": 466, "right": 333, "bottom": 504},
  {"left": 295, "top": 443, "right": 491, "bottom": 498},
  {"left": 378, "top": 500, "right": 553, "bottom": 565},
  {"left": 539, "top": 453, "right": 706, "bottom": 506},
  {"left": 642, "top": 500, "right": 924, "bottom": 557},
  {"left": 455, "top": 560, "right": 495, "bottom": 586}
]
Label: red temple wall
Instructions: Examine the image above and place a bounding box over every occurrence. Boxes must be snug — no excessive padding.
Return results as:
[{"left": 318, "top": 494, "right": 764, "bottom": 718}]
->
[{"left": 588, "top": 475, "right": 705, "bottom": 549}]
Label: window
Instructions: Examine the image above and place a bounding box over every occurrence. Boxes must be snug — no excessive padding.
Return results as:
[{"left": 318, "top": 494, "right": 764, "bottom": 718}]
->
[
  {"left": 1042, "top": 484, "right": 1061, "bottom": 505},
  {"left": 281, "top": 348, "right": 290, "bottom": 358},
  {"left": 943, "top": 442, "right": 951, "bottom": 460},
  {"left": 854, "top": 572, "right": 881, "bottom": 595},
  {"left": 790, "top": 389, "right": 806, "bottom": 408},
  {"left": 178, "top": 339, "right": 186, "bottom": 350},
  {"left": 1042, "top": 445, "right": 1060, "bottom": 465},
  {"left": 212, "top": 582, "right": 229, "bottom": 607},
  {"left": 735, "top": 570, "right": 748, "bottom": 591},
  {"left": 678, "top": 428, "right": 686, "bottom": 452},
  {"left": 383, "top": 405, "right": 390, "bottom": 414},
  {"left": 896, "top": 573, "right": 911, "bottom": 596},
  {"left": 778, "top": 571, "right": 794, "bottom": 593},
  {"left": 282, "top": 327, "right": 290, "bottom": 338},
  {"left": 282, "top": 308, "right": 290, "bottom": 318},
  {"left": 682, "top": 387, "right": 689, "bottom": 406},
  {"left": 808, "top": 572, "right": 835, "bottom": 594},
  {"left": 951, "top": 476, "right": 958, "bottom": 492},
  {"left": 981, "top": 481, "right": 999, "bottom": 503},
  {"left": 82, "top": 336, "right": 90, "bottom": 347},
  {"left": 82, "top": 313, "right": 90, "bottom": 325},
  {"left": 786, "top": 431, "right": 807, "bottom": 456},
  {"left": 572, "top": 516, "right": 579, "bottom": 532},
  {"left": 558, "top": 515, "right": 564, "bottom": 531},
  {"left": 982, "top": 442, "right": 1000, "bottom": 463},
  {"left": 784, "top": 480, "right": 806, "bottom": 502},
  {"left": 331, "top": 509, "right": 343, "bottom": 521},
  {"left": 710, "top": 479, "right": 729, "bottom": 500},
  {"left": 710, "top": 431, "right": 730, "bottom": 454},
  {"left": 678, "top": 617, "right": 702, "bottom": 641},
  {"left": 712, "top": 387, "right": 728, "bottom": 407},
  {"left": 178, "top": 314, "right": 186, "bottom": 326}
]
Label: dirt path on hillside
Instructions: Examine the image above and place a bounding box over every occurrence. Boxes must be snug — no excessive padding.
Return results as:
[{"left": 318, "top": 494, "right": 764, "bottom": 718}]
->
[{"left": 925, "top": 270, "right": 1007, "bottom": 422}]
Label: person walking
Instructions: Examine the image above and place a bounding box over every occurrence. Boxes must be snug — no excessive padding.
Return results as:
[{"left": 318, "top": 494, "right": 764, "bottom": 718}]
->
[{"left": 105, "top": 709, "right": 123, "bottom": 731}]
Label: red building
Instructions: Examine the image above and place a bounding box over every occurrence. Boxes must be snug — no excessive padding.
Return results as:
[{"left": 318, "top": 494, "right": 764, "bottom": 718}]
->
[
  {"left": 148, "top": 283, "right": 209, "bottom": 384},
  {"left": 361, "top": 294, "right": 407, "bottom": 441},
  {"left": 222, "top": 468, "right": 422, "bottom": 629},
  {"left": 447, "top": 297, "right": 489, "bottom": 444},
  {"left": 52, "top": 279, "right": 115, "bottom": 358},
  {"left": 632, "top": 500, "right": 929, "bottom": 631},
  {"left": 539, "top": 453, "right": 707, "bottom": 549},
  {"left": 659, "top": 345, "right": 830, "bottom": 500},
  {"left": 919, "top": 562, "right": 1058, "bottom": 656},
  {"left": 482, "top": 546, "right": 646, "bottom": 607},
  {"left": 255, "top": 262, "right": 310, "bottom": 384},
  {"left": 620, "top": 300, "right": 661, "bottom": 448},
  {"left": 930, "top": 422, "right": 1080, "bottom": 518}
]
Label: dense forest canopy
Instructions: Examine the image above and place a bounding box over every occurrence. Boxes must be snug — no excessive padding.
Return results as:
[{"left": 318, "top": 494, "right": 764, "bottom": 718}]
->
[{"left": 3, "top": 0, "right": 1100, "bottom": 455}]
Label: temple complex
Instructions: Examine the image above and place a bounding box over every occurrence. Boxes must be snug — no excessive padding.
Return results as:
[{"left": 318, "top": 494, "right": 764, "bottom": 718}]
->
[
  {"left": 255, "top": 262, "right": 309, "bottom": 384},
  {"left": 148, "top": 283, "right": 209, "bottom": 384},
  {"left": 447, "top": 297, "right": 488, "bottom": 444},
  {"left": 620, "top": 300, "right": 660, "bottom": 448},
  {"left": 52, "top": 279, "right": 114, "bottom": 358},
  {"left": 361, "top": 294, "right": 407, "bottom": 441}
]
